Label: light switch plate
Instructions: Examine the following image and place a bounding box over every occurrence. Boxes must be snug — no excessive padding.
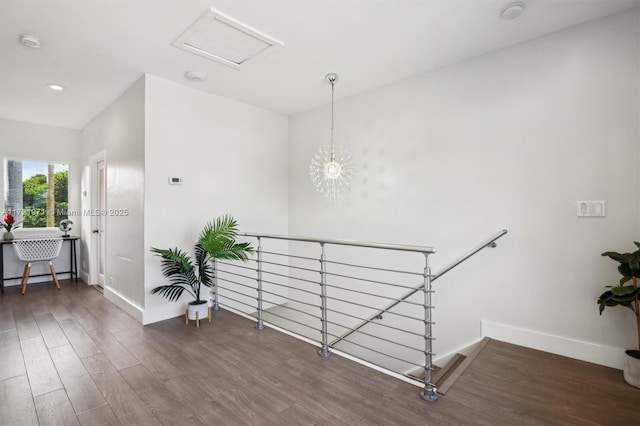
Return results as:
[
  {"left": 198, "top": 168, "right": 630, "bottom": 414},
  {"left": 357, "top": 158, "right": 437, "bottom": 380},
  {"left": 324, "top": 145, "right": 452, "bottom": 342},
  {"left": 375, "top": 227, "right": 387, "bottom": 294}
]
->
[
  {"left": 577, "top": 200, "right": 605, "bottom": 217},
  {"left": 168, "top": 177, "right": 182, "bottom": 185}
]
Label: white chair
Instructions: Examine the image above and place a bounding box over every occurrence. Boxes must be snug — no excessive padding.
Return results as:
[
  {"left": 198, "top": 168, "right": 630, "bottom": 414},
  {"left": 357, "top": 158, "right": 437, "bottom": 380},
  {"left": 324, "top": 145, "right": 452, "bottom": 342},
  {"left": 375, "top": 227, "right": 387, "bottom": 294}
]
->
[{"left": 13, "top": 235, "right": 63, "bottom": 295}]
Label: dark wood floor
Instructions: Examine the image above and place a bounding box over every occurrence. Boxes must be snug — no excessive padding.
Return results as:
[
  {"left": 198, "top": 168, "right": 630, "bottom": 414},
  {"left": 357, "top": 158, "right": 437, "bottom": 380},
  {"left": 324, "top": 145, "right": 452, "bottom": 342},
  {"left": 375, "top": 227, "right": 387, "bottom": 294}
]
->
[{"left": 1, "top": 280, "right": 639, "bottom": 425}]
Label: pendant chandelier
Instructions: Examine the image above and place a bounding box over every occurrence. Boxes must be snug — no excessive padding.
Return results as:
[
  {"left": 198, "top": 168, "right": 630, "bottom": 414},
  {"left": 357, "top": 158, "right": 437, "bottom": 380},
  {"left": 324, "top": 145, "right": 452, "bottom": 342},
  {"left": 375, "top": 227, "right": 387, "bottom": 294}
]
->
[{"left": 309, "top": 73, "right": 356, "bottom": 203}]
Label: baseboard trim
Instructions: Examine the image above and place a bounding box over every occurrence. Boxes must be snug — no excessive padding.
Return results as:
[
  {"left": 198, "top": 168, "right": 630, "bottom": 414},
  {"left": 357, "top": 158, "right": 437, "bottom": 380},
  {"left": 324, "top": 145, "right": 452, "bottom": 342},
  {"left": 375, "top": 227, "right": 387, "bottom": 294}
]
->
[
  {"left": 481, "top": 320, "right": 623, "bottom": 369},
  {"left": 103, "top": 286, "right": 143, "bottom": 323}
]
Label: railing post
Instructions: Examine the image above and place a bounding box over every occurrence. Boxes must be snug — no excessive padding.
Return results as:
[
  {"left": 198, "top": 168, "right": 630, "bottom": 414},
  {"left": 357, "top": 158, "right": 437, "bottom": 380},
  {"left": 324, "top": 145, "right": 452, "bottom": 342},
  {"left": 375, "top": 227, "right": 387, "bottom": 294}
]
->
[
  {"left": 318, "top": 243, "right": 331, "bottom": 357},
  {"left": 420, "top": 252, "right": 438, "bottom": 402},
  {"left": 255, "top": 237, "right": 265, "bottom": 330},
  {"left": 212, "top": 259, "right": 219, "bottom": 311}
]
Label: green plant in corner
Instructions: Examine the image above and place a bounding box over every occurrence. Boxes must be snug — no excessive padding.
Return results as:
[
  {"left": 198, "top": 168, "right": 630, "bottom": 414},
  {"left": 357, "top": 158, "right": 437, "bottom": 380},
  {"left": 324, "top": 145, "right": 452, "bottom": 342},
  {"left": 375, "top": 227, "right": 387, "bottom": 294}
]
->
[
  {"left": 150, "top": 215, "right": 253, "bottom": 319},
  {"left": 598, "top": 243, "right": 640, "bottom": 382}
]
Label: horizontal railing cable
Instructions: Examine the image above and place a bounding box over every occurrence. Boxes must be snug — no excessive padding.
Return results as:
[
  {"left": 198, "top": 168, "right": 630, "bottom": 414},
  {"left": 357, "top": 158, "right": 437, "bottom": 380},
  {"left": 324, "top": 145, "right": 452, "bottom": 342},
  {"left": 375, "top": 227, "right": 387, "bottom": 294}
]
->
[
  {"left": 218, "top": 297, "right": 256, "bottom": 311},
  {"left": 253, "top": 309, "right": 322, "bottom": 333},
  {"left": 258, "top": 300, "right": 321, "bottom": 321},
  {"left": 259, "top": 259, "right": 321, "bottom": 274},
  {"left": 216, "top": 268, "right": 257, "bottom": 282},
  {"left": 324, "top": 307, "right": 423, "bottom": 337},
  {"left": 324, "top": 319, "right": 423, "bottom": 353},
  {"left": 324, "top": 295, "right": 424, "bottom": 322},
  {"left": 257, "top": 278, "right": 319, "bottom": 297},
  {"left": 325, "top": 330, "right": 423, "bottom": 369},
  {"left": 260, "top": 250, "right": 318, "bottom": 262},
  {"left": 216, "top": 261, "right": 257, "bottom": 272},
  {"left": 323, "top": 283, "right": 424, "bottom": 307},
  {"left": 325, "top": 259, "right": 423, "bottom": 276},
  {"left": 216, "top": 278, "right": 257, "bottom": 292},
  {"left": 260, "top": 269, "right": 321, "bottom": 286},
  {"left": 260, "top": 289, "right": 320, "bottom": 310},
  {"left": 217, "top": 285, "right": 256, "bottom": 301},
  {"left": 324, "top": 271, "right": 418, "bottom": 290}
]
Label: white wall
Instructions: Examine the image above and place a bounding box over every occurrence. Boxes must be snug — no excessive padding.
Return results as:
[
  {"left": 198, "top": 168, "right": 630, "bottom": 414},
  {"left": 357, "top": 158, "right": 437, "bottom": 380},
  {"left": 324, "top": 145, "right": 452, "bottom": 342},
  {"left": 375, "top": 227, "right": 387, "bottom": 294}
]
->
[
  {"left": 81, "top": 77, "right": 145, "bottom": 320},
  {"left": 0, "top": 118, "right": 81, "bottom": 285},
  {"left": 143, "top": 74, "right": 289, "bottom": 324},
  {"left": 288, "top": 11, "right": 640, "bottom": 368}
]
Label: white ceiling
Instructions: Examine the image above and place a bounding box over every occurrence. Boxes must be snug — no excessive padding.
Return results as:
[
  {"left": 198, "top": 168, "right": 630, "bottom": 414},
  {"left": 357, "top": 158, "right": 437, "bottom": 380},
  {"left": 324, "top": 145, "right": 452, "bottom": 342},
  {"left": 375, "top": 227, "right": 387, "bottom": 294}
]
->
[{"left": 1, "top": 0, "right": 639, "bottom": 130}]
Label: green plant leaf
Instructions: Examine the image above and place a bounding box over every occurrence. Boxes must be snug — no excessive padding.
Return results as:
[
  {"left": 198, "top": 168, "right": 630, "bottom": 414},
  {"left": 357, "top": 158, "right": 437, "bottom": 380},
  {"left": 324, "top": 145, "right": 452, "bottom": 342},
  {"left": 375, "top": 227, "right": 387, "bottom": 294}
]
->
[
  {"left": 151, "top": 247, "right": 199, "bottom": 301},
  {"left": 620, "top": 276, "right": 632, "bottom": 285},
  {"left": 199, "top": 215, "right": 254, "bottom": 261},
  {"left": 597, "top": 284, "right": 639, "bottom": 315},
  {"left": 195, "top": 243, "right": 213, "bottom": 291},
  {"left": 611, "top": 285, "right": 637, "bottom": 297},
  {"left": 150, "top": 284, "right": 195, "bottom": 302},
  {"left": 602, "top": 251, "right": 640, "bottom": 264}
]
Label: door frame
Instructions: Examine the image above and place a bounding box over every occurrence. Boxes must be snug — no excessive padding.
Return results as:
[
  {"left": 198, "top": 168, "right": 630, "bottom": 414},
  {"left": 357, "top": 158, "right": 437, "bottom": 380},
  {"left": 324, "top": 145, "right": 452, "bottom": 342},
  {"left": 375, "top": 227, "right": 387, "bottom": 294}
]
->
[{"left": 88, "top": 151, "right": 106, "bottom": 286}]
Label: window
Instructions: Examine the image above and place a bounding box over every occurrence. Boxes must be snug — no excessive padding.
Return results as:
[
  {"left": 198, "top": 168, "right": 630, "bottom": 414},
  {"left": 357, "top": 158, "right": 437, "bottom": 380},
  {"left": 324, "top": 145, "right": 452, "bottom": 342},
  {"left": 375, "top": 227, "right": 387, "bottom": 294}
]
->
[{"left": 4, "top": 159, "right": 69, "bottom": 228}]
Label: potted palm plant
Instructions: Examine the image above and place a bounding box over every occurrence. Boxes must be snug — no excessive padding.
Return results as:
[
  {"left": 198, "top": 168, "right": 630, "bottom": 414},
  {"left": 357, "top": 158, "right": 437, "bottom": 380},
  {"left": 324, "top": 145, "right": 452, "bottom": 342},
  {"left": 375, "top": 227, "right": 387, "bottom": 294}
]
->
[
  {"left": 598, "top": 242, "right": 640, "bottom": 387},
  {"left": 151, "top": 215, "right": 253, "bottom": 325}
]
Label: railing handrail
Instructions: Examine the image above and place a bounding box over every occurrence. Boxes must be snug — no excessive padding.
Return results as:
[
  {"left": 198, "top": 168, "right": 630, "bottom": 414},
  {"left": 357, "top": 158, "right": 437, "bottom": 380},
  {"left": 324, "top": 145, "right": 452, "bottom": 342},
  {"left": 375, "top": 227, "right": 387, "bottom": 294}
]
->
[
  {"left": 328, "top": 229, "right": 508, "bottom": 346},
  {"left": 432, "top": 229, "right": 508, "bottom": 282},
  {"left": 243, "top": 232, "right": 436, "bottom": 254}
]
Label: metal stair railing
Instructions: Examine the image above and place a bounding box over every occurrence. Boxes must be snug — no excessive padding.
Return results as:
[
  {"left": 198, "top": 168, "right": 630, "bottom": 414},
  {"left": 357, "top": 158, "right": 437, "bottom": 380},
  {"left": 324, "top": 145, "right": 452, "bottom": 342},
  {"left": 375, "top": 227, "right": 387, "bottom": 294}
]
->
[{"left": 209, "top": 230, "right": 506, "bottom": 402}]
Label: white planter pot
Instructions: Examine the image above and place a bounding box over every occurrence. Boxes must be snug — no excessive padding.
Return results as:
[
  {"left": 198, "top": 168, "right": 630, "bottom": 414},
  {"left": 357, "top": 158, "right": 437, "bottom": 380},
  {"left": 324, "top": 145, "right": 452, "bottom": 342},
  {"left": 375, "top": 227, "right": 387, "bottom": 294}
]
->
[
  {"left": 187, "top": 301, "right": 209, "bottom": 321},
  {"left": 623, "top": 350, "right": 640, "bottom": 388}
]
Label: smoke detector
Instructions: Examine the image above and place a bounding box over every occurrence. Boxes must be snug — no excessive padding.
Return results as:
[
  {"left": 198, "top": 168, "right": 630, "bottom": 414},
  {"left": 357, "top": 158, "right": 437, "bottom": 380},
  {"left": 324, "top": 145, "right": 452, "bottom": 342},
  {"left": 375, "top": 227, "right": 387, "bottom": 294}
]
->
[
  {"left": 500, "top": 2, "right": 525, "bottom": 20},
  {"left": 184, "top": 71, "right": 207, "bottom": 82},
  {"left": 19, "top": 34, "right": 42, "bottom": 48}
]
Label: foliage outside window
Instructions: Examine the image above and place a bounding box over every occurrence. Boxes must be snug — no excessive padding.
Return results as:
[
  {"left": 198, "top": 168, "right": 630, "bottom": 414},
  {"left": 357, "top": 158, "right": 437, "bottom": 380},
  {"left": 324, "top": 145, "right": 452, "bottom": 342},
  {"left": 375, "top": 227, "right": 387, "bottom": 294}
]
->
[{"left": 4, "top": 159, "right": 69, "bottom": 228}]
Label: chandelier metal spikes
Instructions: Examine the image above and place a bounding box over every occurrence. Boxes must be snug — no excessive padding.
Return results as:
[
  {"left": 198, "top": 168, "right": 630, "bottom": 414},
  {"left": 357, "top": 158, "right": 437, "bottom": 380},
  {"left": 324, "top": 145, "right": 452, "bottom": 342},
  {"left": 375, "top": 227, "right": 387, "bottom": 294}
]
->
[{"left": 309, "top": 73, "right": 356, "bottom": 203}]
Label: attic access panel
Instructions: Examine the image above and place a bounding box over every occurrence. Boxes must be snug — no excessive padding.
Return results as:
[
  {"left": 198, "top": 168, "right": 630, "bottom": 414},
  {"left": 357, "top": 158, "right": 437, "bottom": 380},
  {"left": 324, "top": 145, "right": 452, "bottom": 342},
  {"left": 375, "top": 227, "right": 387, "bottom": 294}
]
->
[{"left": 173, "top": 8, "right": 284, "bottom": 69}]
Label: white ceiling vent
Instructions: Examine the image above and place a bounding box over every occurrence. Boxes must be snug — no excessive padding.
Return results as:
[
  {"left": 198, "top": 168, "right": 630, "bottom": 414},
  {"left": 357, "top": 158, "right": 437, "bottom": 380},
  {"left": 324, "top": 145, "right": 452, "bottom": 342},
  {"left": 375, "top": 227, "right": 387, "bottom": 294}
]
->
[{"left": 172, "top": 8, "right": 284, "bottom": 69}]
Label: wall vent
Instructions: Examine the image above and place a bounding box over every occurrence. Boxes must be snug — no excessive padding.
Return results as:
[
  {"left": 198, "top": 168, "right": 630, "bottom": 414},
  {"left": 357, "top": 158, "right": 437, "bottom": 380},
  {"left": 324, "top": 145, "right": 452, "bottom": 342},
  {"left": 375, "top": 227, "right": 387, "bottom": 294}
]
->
[{"left": 172, "top": 8, "right": 284, "bottom": 69}]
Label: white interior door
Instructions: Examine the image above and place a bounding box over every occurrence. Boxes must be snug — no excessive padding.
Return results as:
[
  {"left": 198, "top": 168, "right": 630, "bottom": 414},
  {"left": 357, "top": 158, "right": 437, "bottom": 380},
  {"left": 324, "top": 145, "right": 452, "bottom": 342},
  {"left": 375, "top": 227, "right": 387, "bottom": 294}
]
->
[{"left": 96, "top": 160, "right": 106, "bottom": 287}]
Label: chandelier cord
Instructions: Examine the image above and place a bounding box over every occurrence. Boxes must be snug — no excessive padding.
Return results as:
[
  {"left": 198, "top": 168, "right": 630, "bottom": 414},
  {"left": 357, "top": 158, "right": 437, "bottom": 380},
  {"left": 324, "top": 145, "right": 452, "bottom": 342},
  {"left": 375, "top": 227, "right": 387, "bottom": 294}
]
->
[{"left": 330, "top": 79, "right": 335, "bottom": 161}]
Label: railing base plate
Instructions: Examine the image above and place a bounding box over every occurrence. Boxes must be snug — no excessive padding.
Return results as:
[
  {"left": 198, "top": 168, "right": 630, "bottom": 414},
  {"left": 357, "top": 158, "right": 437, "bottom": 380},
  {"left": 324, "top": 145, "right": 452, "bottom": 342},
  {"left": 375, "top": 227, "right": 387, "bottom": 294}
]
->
[
  {"left": 318, "top": 348, "right": 332, "bottom": 358},
  {"left": 419, "top": 389, "right": 439, "bottom": 402}
]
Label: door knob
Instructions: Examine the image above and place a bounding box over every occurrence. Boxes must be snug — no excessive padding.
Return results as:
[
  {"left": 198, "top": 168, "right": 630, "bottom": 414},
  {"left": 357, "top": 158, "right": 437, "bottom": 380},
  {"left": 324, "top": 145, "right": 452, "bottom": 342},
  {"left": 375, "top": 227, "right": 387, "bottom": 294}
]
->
[{"left": 92, "top": 229, "right": 99, "bottom": 234}]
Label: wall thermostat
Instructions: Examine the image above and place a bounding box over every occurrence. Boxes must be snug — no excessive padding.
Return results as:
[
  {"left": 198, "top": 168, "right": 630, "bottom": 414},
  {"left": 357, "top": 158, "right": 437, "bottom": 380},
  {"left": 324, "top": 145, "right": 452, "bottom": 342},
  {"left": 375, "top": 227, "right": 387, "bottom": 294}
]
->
[{"left": 168, "top": 177, "right": 182, "bottom": 185}]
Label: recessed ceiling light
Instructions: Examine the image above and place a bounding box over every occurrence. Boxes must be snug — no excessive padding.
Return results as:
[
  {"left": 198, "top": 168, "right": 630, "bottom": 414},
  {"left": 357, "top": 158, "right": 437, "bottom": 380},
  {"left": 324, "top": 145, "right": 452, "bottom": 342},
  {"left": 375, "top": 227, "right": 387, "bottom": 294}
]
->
[
  {"left": 47, "top": 84, "right": 66, "bottom": 91},
  {"left": 500, "top": 2, "right": 525, "bottom": 20},
  {"left": 184, "top": 71, "right": 207, "bottom": 82},
  {"left": 19, "top": 34, "right": 42, "bottom": 48}
]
